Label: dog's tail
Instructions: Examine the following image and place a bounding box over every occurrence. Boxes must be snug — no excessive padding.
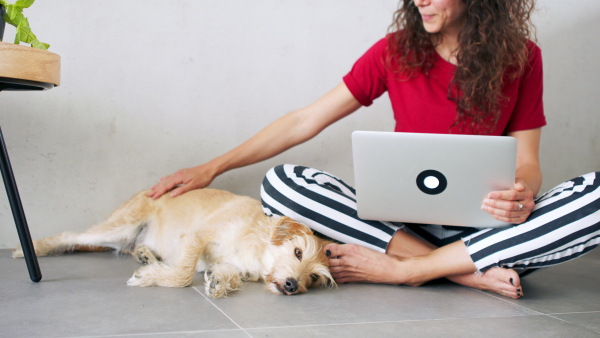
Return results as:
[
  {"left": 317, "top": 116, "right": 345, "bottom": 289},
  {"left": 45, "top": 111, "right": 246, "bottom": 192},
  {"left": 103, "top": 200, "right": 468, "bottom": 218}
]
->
[{"left": 14, "top": 191, "right": 156, "bottom": 258}]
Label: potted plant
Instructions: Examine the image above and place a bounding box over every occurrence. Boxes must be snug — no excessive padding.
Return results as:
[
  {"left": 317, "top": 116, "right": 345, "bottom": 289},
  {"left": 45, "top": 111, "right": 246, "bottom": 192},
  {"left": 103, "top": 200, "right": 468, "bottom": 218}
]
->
[{"left": 0, "top": 0, "right": 49, "bottom": 50}]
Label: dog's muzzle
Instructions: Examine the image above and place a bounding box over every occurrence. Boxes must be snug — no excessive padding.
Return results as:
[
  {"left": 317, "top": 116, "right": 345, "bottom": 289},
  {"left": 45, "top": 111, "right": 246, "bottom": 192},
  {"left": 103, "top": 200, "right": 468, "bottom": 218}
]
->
[{"left": 275, "top": 277, "right": 299, "bottom": 295}]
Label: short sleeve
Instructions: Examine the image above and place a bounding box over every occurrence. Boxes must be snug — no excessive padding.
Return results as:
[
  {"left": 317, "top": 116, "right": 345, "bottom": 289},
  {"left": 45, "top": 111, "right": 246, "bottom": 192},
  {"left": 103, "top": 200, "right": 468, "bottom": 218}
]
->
[
  {"left": 343, "top": 38, "right": 389, "bottom": 107},
  {"left": 505, "top": 42, "right": 547, "bottom": 132}
]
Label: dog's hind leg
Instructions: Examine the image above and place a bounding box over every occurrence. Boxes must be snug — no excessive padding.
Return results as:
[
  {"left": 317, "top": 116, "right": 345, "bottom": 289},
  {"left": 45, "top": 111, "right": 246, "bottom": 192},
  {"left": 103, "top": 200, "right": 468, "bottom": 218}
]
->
[
  {"left": 204, "top": 264, "right": 243, "bottom": 298},
  {"left": 12, "top": 231, "right": 112, "bottom": 258},
  {"left": 12, "top": 191, "right": 154, "bottom": 258}
]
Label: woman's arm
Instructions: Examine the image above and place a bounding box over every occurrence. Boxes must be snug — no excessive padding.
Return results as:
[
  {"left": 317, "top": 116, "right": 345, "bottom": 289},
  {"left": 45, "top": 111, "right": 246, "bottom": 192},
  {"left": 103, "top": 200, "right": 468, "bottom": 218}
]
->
[
  {"left": 148, "top": 82, "right": 362, "bottom": 199},
  {"left": 481, "top": 128, "right": 542, "bottom": 224}
]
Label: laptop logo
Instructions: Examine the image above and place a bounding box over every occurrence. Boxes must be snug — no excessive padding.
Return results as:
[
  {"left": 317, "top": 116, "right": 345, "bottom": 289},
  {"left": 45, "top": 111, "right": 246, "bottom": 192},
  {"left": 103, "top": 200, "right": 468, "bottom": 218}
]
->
[{"left": 416, "top": 170, "right": 447, "bottom": 195}]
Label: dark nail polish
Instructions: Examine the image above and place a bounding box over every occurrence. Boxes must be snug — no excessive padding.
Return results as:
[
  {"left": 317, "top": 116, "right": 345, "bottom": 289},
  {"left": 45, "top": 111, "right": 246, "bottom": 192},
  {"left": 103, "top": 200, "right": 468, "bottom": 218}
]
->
[
  {"left": 517, "top": 288, "right": 521, "bottom": 292},
  {"left": 517, "top": 293, "right": 521, "bottom": 297},
  {"left": 510, "top": 278, "right": 514, "bottom": 286},
  {"left": 325, "top": 250, "right": 331, "bottom": 257}
]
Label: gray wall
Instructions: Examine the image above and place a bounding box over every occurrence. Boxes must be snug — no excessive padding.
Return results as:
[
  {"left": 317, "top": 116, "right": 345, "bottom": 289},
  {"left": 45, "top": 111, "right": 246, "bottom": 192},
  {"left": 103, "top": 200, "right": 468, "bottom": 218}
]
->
[{"left": 1, "top": 0, "right": 598, "bottom": 248}]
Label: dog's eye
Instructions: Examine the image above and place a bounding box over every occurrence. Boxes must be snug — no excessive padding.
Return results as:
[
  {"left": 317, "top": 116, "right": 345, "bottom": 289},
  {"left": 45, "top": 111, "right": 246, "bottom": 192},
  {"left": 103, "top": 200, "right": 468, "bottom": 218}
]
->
[
  {"left": 294, "top": 248, "right": 302, "bottom": 260},
  {"left": 310, "top": 274, "right": 319, "bottom": 283}
]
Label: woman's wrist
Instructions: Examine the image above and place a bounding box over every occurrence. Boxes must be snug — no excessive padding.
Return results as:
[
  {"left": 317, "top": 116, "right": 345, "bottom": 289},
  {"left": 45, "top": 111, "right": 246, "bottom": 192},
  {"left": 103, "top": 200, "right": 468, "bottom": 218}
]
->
[{"left": 204, "top": 154, "right": 234, "bottom": 180}]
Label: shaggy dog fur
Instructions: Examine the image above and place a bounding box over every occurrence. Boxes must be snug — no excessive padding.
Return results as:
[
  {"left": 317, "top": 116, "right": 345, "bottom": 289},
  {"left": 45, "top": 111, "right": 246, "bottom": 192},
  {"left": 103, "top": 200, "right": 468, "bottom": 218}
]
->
[{"left": 13, "top": 189, "right": 335, "bottom": 298}]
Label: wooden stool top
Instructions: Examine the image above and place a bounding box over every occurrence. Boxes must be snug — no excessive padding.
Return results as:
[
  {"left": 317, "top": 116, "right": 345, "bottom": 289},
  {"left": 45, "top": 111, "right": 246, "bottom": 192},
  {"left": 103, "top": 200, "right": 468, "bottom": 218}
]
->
[{"left": 0, "top": 41, "right": 60, "bottom": 88}]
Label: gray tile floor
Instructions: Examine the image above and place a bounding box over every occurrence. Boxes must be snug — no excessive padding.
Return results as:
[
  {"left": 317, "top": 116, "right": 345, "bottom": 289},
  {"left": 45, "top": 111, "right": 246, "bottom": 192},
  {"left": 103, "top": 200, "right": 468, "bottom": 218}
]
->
[{"left": 1, "top": 247, "right": 599, "bottom": 338}]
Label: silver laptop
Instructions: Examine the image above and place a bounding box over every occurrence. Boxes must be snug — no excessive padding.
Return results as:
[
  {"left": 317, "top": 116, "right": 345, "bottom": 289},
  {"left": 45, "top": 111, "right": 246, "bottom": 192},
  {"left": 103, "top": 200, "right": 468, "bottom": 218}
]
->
[{"left": 352, "top": 131, "right": 517, "bottom": 228}]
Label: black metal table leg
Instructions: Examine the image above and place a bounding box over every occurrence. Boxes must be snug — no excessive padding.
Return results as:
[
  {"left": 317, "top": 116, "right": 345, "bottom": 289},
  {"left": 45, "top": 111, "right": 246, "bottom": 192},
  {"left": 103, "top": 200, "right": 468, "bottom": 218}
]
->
[{"left": 0, "top": 126, "right": 41, "bottom": 282}]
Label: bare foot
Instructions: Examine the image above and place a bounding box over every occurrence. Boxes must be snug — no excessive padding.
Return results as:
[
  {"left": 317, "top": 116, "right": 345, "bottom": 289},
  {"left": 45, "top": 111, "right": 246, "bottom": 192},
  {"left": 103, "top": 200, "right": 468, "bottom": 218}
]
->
[
  {"left": 326, "top": 243, "right": 524, "bottom": 299},
  {"left": 326, "top": 243, "right": 406, "bottom": 285},
  {"left": 448, "top": 267, "right": 523, "bottom": 299}
]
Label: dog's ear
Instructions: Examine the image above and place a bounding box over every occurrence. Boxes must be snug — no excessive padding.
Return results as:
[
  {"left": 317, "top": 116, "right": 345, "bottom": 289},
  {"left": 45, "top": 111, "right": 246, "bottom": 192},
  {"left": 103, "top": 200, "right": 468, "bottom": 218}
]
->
[{"left": 271, "top": 216, "right": 313, "bottom": 246}]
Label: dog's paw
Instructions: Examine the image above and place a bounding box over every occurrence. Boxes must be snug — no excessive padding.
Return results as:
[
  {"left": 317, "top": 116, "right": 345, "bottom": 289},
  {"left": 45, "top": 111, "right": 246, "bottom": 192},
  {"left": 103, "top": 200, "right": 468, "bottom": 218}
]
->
[
  {"left": 134, "top": 246, "right": 158, "bottom": 265},
  {"left": 127, "top": 265, "right": 193, "bottom": 287},
  {"left": 127, "top": 268, "right": 156, "bottom": 287},
  {"left": 204, "top": 267, "right": 242, "bottom": 298},
  {"left": 205, "top": 270, "right": 228, "bottom": 298},
  {"left": 12, "top": 246, "right": 24, "bottom": 258}
]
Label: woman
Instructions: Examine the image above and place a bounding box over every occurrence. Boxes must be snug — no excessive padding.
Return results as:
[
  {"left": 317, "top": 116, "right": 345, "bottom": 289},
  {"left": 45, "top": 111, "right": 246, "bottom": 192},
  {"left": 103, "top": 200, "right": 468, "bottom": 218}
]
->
[{"left": 148, "top": 0, "right": 600, "bottom": 299}]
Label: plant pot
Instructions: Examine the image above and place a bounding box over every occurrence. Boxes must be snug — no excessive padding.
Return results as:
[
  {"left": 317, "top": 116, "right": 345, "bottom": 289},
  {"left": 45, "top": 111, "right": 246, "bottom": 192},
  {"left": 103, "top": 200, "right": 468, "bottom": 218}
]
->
[{"left": 0, "top": 5, "right": 6, "bottom": 41}]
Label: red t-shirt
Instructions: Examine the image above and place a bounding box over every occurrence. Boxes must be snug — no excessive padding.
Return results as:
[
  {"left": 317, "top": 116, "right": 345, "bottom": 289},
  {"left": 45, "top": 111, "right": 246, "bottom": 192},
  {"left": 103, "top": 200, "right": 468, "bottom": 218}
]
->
[{"left": 343, "top": 37, "right": 546, "bottom": 135}]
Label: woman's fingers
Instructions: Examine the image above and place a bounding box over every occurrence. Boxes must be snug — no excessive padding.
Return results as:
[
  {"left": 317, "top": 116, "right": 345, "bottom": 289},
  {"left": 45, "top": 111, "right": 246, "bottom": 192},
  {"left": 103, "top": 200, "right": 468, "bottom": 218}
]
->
[
  {"left": 482, "top": 180, "right": 535, "bottom": 224},
  {"left": 147, "top": 166, "right": 214, "bottom": 199}
]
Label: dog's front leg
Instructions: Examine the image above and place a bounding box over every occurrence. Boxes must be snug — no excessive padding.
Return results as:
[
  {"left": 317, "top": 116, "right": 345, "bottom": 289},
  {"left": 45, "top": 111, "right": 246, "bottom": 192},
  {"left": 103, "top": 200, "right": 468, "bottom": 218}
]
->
[
  {"left": 204, "top": 264, "right": 243, "bottom": 298},
  {"left": 127, "top": 236, "right": 203, "bottom": 288},
  {"left": 127, "top": 263, "right": 196, "bottom": 287}
]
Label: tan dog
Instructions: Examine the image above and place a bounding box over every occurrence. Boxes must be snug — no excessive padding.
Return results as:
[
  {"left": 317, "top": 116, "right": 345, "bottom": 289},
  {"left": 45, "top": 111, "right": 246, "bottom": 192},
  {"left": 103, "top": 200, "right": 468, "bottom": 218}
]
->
[{"left": 12, "top": 189, "right": 335, "bottom": 298}]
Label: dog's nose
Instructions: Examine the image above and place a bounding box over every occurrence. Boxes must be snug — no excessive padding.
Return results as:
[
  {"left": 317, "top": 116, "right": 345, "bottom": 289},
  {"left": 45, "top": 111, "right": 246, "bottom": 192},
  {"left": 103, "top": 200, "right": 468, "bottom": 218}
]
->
[{"left": 284, "top": 278, "right": 298, "bottom": 294}]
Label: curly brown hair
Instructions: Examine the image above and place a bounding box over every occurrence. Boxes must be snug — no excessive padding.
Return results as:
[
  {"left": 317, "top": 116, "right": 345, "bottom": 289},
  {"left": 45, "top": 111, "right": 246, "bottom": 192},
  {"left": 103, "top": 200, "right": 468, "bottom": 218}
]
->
[{"left": 387, "top": 0, "right": 537, "bottom": 133}]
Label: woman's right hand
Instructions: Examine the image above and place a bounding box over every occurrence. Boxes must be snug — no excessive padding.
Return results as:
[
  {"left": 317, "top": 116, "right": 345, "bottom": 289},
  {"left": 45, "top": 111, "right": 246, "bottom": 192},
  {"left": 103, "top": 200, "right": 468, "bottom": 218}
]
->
[{"left": 146, "top": 164, "right": 216, "bottom": 199}]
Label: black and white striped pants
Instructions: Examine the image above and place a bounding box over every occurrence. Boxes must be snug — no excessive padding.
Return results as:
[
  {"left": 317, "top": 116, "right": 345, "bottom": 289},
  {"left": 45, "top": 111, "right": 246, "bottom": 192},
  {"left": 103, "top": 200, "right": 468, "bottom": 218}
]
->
[{"left": 261, "top": 164, "right": 600, "bottom": 275}]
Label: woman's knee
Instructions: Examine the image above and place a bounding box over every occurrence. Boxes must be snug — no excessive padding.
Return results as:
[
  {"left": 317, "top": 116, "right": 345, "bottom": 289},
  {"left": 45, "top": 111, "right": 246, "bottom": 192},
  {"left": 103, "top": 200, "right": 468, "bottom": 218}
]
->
[
  {"left": 262, "top": 164, "right": 314, "bottom": 208},
  {"left": 262, "top": 164, "right": 295, "bottom": 193}
]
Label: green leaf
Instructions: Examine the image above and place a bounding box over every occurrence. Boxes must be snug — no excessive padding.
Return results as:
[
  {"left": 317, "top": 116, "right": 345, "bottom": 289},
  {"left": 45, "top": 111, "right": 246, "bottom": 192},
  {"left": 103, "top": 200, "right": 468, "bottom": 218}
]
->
[
  {"left": 15, "top": 0, "right": 35, "bottom": 9},
  {"left": 30, "top": 39, "right": 48, "bottom": 50},
  {"left": 13, "top": 24, "right": 22, "bottom": 44},
  {"left": 8, "top": 5, "right": 20, "bottom": 21},
  {"left": 1, "top": 0, "right": 49, "bottom": 50}
]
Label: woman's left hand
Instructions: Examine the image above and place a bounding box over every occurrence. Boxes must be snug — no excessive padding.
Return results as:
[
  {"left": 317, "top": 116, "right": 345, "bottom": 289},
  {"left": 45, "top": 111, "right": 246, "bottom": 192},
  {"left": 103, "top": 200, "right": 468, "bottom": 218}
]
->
[{"left": 481, "top": 178, "right": 535, "bottom": 224}]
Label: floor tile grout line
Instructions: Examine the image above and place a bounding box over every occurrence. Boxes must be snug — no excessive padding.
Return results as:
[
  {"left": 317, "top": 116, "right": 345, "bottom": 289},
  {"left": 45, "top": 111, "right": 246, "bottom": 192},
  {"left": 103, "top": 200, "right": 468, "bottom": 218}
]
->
[
  {"left": 472, "top": 288, "right": 600, "bottom": 316},
  {"left": 548, "top": 310, "right": 600, "bottom": 315},
  {"left": 471, "top": 288, "right": 548, "bottom": 315},
  {"left": 543, "top": 313, "right": 600, "bottom": 334},
  {"left": 192, "top": 286, "right": 254, "bottom": 338},
  {"left": 69, "top": 328, "right": 250, "bottom": 338},
  {"left": 472, "top": 288, "right": 600, "bottom": 334},
  {"left": 243, "top": 314, "right": 553, "bottom": 332},
  {"left": 39, "top": 307, "right": 600, "bottom": 338}
]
